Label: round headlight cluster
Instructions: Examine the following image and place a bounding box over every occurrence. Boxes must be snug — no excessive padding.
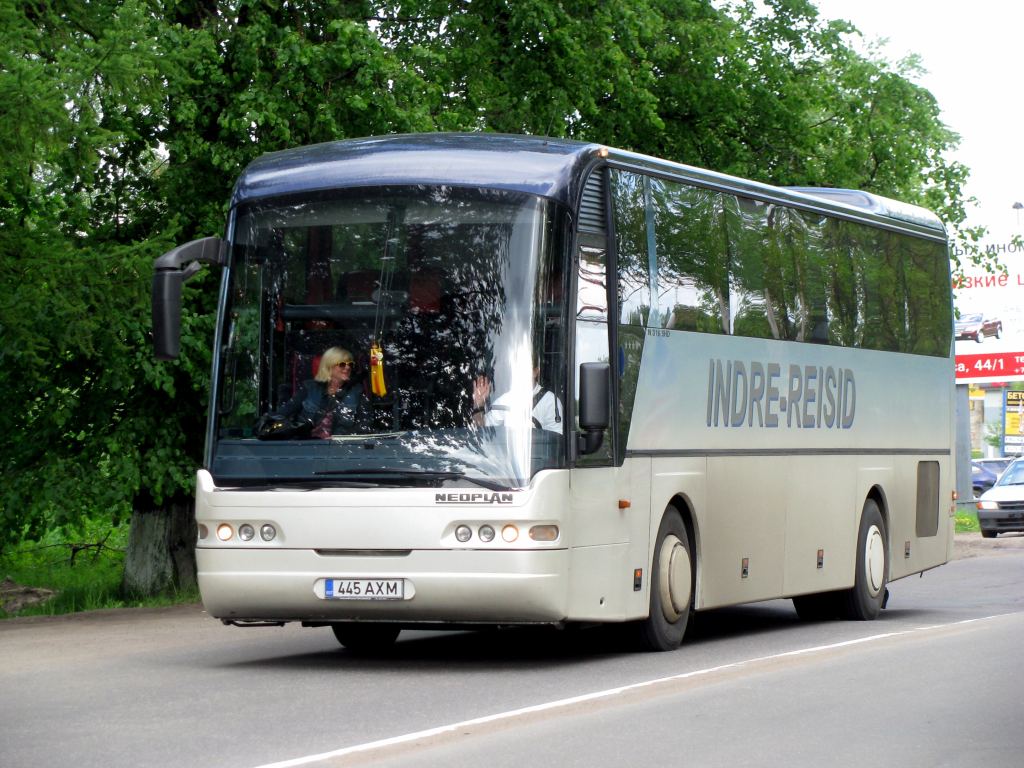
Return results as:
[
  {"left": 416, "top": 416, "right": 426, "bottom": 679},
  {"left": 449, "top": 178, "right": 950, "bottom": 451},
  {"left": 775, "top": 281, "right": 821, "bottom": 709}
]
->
[
  {"left": 451, "top": 523, "right": 558, "bottom": 544},
  {"left": 204, "top": 522, "right": 277, "bottom": 542}
]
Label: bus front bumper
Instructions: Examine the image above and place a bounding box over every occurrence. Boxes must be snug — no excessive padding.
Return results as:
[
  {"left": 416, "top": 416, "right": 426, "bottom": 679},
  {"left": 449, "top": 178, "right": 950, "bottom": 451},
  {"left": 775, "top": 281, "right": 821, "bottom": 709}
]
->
[{"left": 197, "top": 546, "right": 569, "bottom": 624}]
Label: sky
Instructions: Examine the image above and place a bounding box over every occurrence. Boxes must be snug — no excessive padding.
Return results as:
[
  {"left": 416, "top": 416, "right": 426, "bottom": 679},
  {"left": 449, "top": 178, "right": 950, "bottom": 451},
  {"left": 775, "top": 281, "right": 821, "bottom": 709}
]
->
[{"left": 811, "top": 0, "right": 1024, "bottom": 245}]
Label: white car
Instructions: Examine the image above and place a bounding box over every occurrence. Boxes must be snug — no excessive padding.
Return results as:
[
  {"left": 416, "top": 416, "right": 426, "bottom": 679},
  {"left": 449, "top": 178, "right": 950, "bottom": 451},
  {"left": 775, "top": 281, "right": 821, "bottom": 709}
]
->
[{"left": 977, "top": 457, "right": 1024, "bottom": 538}]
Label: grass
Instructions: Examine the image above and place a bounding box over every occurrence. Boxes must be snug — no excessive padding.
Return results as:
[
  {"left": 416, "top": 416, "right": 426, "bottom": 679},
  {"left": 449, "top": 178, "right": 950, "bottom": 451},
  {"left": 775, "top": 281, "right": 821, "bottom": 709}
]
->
[
  {"left": 0, "top": 522, "right": 199, "bottom": 619},
  {"left": 956, "top": 507, "right": 980, "bottom": 533}
]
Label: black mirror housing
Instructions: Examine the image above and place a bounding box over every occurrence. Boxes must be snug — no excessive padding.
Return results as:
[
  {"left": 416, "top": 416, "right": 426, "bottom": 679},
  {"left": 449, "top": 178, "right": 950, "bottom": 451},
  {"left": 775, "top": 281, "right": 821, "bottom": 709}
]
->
[
  {"left": 578, "top": 361, "right": 610, "bottom": 455},
  {"left": 153, "top": 269, "right": 185, "bottom": 360},
  {"left": 152, "top": 237, "right": 227, "bottom": 360}
]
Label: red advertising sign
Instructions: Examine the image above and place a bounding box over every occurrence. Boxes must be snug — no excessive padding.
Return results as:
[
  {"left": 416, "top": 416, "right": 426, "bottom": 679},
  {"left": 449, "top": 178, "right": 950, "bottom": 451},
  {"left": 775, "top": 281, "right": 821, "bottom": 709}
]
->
[{"left": 954, "top": 351, "right": 1024, "bottom": 381}]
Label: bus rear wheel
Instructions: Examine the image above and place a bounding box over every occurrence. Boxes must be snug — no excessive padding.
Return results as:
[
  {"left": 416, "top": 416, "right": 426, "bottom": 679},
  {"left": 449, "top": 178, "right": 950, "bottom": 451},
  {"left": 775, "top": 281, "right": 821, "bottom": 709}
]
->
[
  {"left": 635, "top": 510, "right": 693, "bottom": 652},
  {"left": 331, "top": 623, "right": 401, "bottom": 653},
  {"left": 840, "top": 499, "right": 888, "bottom": 620}
]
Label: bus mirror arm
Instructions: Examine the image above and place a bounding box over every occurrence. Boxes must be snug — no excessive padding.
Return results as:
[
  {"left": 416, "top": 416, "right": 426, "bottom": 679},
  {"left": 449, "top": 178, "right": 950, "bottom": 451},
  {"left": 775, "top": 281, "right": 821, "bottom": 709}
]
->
[
  {"left": 152, "top": 237, "right": 227, "bottom": 360},
  {"left": 577, "top": 362, "right": 610, "bottom": 455}
]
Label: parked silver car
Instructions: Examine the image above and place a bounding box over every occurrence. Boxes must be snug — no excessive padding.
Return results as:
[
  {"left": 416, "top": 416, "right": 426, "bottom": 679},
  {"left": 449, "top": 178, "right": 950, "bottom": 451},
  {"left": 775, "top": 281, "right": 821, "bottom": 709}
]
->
[{"left": 976, "top": 457, "right": 1024, "bottom": 538}]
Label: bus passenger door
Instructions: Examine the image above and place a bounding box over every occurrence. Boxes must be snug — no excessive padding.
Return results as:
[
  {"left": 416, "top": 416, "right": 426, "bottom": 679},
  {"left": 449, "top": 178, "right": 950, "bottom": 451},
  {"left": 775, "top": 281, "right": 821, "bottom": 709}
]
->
[{"left": 566, "top": 218, "right": 648, "bottom": 622}]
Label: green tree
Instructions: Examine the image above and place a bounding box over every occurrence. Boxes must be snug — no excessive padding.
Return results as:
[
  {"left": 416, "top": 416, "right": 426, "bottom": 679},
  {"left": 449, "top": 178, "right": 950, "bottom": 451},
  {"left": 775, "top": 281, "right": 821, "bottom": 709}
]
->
[
  {"left": 1, "top": 0, "right": 980, "bottom": 596},
  {"left": 0, "top": 1, "right": 213, "bottom": 593}
]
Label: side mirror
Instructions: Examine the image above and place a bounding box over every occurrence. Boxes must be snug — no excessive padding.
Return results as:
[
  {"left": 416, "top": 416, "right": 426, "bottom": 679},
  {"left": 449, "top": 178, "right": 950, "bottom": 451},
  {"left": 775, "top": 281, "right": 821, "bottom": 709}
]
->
[
  {"left": 152, "top": 237, "right": 227, "bottom": 360},
  {"left": 578, "top": 361, "right": 610, "bottom": 455}
]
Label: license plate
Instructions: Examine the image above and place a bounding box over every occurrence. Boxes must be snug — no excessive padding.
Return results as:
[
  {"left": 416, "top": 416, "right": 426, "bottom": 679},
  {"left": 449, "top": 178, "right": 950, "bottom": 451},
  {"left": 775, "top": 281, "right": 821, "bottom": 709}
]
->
[{"left": 324, "top": 578, "right": 404, "bottom": 600}]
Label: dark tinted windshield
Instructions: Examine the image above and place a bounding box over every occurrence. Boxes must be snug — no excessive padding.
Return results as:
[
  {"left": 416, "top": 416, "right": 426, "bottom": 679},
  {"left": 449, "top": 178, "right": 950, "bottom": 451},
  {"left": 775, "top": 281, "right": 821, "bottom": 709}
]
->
[{"left": 212, "top": 186, "right": 568, "bottom": 489}]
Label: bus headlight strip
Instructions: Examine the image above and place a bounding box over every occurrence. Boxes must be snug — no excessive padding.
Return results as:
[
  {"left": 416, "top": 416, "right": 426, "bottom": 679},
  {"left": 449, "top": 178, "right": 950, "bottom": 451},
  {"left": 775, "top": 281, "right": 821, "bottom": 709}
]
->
[
  {"left": 205, "top": 522, "right": 277, "bottom": 542},
  {"left": 450, "top": 523, "right": 558, "bottom": 544}
]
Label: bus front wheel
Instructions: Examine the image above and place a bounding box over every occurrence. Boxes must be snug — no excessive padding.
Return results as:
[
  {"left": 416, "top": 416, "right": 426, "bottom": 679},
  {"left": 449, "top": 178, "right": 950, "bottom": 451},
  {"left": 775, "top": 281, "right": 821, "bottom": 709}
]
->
[
  {"left": 331, "top": 623, "right": 401, "bottom": 653},
  {"left": 841, "top": 499, "right": 888, "bottom": 620},
  {"left": 635, "top": 510, "right": 693, "bottom": 652}
]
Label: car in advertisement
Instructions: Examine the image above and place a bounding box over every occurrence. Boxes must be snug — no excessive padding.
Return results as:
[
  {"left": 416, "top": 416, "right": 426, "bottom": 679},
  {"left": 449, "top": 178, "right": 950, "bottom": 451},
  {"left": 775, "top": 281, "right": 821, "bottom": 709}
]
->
[{"left": 955, "top": 312, "right": 1002, "bottom": 343}]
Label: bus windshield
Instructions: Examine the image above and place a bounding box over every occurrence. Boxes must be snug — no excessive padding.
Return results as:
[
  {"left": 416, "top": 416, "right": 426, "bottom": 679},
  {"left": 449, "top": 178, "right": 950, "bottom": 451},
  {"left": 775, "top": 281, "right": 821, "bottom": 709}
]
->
[{"left": 212, "top": 186, "right": 568, "bottom": 490}]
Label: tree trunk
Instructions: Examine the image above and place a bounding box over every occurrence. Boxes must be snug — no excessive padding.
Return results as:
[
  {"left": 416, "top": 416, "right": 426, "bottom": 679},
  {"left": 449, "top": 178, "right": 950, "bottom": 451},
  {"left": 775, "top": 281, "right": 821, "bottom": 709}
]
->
[{"left": 122, "top": 500, "right": 197, "bottom": 597}]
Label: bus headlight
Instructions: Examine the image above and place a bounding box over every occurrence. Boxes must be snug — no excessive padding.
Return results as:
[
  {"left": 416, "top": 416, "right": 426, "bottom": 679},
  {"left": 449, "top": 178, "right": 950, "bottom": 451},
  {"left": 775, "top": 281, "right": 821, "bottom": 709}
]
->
[
  {"left": 455, "top": 525, "right": 473, "bottom": 542},
  {"left": 479, "top": 525, "right": 495, "bottom": 542},
  {"left": 260, "top": 524, "right": 277, "bottom": 542},
  {"left": 501, "top": 524, "right": 519, "bottom": 543},
  {"left": 216, "top": 524, "right": 234, "bottom": 541},
  {"left": 239, "top": 524, "right": 255, "bottom": 541}
]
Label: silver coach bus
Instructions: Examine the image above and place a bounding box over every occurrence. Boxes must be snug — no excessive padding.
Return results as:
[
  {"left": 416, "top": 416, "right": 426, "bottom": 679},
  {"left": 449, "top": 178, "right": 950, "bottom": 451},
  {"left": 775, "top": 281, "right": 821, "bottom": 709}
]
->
[{"left": 153, "top": 133, "right": 955, "bottom": 651}]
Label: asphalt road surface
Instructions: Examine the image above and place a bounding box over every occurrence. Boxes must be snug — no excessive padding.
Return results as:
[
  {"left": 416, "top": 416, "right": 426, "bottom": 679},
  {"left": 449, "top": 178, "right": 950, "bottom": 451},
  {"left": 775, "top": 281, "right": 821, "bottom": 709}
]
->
[{"left": 2, "top": 534, "right": 1023, "bottom": 768}]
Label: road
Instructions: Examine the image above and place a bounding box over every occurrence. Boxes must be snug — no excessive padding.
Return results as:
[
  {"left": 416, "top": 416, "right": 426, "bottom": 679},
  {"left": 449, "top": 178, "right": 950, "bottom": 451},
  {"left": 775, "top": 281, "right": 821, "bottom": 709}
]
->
[{"left": 2, "top": 535, "right": 1023, "bottom": 768}]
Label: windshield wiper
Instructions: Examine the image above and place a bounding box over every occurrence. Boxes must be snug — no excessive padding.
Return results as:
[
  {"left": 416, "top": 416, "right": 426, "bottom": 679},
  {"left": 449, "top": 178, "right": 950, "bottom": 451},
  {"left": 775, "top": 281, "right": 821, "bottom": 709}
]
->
[
  {"left": 220, "top": 479, "right": 379, "bottom": 490},
  {"left": 314, "top": 468, "right": 511, "bottom": 491}
]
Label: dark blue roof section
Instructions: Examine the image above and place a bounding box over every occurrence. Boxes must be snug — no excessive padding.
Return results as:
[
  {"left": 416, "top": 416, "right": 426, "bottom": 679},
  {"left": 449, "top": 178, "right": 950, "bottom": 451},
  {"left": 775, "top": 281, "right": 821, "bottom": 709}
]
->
[
  {"left": 231, "top": 133, "right": 603, "bottom": 208},
  {"left": 230, "top": 132, "right": 946, "bottom": 240}
]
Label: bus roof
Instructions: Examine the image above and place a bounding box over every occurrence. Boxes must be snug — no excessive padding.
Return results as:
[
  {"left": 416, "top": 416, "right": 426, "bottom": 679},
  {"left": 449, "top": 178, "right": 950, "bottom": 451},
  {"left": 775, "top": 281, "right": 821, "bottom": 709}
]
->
[
  {"left": 231, "top": 133, "right": 603, "bottom": 209},
  {"left": 232, "top": 133, "right": 946, "bottom": 238},
  {"left": 785, "top": 187, "right": 945, "bottom": 233}
]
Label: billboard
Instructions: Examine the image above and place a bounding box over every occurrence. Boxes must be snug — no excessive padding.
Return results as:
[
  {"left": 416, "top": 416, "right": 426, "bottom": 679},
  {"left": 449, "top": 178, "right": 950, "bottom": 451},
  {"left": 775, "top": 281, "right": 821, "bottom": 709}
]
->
[
  {"left": 1005, "top": 391, "right": 1024, "bottom": 456},
  {"left": 953, "top": 246, "right": 1024, "bottom": 384}
]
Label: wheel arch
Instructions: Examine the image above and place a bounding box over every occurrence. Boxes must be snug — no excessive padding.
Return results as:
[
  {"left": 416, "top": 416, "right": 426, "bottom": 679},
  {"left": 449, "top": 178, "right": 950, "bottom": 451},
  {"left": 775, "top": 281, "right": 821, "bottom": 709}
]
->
[{"left": 865, "top": 485, "right": 890, "bottom": 538}]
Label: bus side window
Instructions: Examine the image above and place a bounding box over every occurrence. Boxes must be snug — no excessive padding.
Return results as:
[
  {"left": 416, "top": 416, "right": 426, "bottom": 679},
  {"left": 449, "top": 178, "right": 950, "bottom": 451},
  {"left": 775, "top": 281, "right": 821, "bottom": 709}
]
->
[
  {"left": 609, "top": 171, "right": 651, "bottom": 327},
  {"left": 577, "top": 244, "right": 608, "bottom": 321},
  {"left": 726, "top": 196, "right": 775, "bottom": 339},
  {"left": 648, "top": 178, "right": 730, "bottom": 334}
]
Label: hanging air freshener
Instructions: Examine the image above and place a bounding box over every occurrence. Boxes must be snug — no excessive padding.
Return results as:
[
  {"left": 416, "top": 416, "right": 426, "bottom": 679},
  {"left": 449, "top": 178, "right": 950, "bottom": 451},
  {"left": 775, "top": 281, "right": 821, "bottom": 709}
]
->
[{"left": 370, "top": 342, "right": 387, "bottom": 397}]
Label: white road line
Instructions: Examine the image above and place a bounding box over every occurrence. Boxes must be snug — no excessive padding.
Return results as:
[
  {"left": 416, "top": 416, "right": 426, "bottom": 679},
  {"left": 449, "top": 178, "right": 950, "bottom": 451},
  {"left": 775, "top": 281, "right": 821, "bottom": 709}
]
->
[{"left": 251, "top": 614, "right": 1012, "bottom": 768}]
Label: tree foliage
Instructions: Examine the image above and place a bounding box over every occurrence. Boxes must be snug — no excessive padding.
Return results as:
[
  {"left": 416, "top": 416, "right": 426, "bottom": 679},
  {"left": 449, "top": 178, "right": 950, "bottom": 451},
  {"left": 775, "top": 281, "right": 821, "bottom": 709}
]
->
[{"left": 0, "top": 0, "right": 975, "bottom": 557}]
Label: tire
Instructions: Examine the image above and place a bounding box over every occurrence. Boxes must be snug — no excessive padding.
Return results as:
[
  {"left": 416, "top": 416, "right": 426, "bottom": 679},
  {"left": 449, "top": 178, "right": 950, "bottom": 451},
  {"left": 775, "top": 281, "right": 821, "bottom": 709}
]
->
[
  {"left": 635, "top": 510, "right": 693, "bottom": 651},
  {"left": 331, "top": 623, "right": 401, "bottom": 653},
  {"left": 840, "top": 499, "right": 888, "bottom": 620},
  {"left": 980, "top": 528, "right": 997, "bottom": 539}
]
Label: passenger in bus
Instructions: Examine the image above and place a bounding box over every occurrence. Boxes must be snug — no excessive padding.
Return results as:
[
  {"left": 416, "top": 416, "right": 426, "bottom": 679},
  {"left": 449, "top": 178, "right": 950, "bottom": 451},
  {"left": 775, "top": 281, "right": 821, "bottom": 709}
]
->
[
  {"left": 279, "top": 346, "right": 370, "bottom": 437},
  {"left": 470, "top": 358, "right": 563, "bottom": 434}
]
